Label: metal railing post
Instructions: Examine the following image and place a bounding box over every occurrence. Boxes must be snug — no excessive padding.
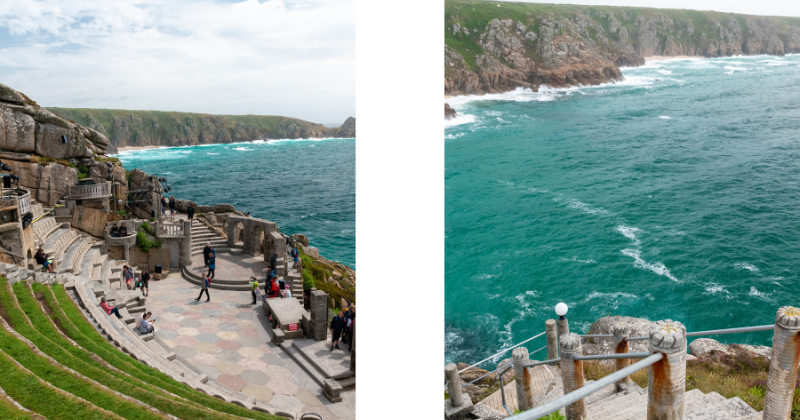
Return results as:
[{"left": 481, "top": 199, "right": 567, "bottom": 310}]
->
[
  {"left": 763, "top": 306, "right": 800, "bottom": 420},
  {"left": 559, "top": 333, "right": 586, "bottom": 420},
  {"left": 647, "top": 320, "right": 686, "bottom": 420},
  {"left": 545, "top": 319, "right": 558, "bottom": 360},
  {"left": 513, "top": 347, "right": 534, "bottom": 411},
  {"left": 612, "top": 322, "right": 631, "bottom": 392}
]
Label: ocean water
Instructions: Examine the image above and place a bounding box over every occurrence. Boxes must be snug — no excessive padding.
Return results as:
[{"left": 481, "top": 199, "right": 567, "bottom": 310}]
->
[
  {"left": 445, "top": 55, "right": 800, "bottom": 367},
  {"left": 116, "top": 138, "right": 355, "bottom": 268}
]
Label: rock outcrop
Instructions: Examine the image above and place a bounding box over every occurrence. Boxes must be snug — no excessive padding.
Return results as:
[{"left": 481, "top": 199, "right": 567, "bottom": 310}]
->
[
  {"left": 445, "top": 103, "right": 458, "bottom": 120},
  {"left": 48, "top": 108, "right": 356, "bottom": 149},
  {"left": 445, "top": 4, "right": 800, "bottom": 96}
]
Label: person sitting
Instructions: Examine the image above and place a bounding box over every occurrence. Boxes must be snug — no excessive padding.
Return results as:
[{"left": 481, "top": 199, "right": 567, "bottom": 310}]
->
[
  {"left": 267, "top": 278, "right": 280, "bottom": 298},
  {"left": 109, "top": 224, "right": 119, "bottom": 237},
  {"left": 139, "top": 312, "right": 155, "bottom": 334},
  {"left": 34, "top": 248, "right": 55, "bottom": 273},
  {"left": 280, "top": 281, "right": 292, "bottom": 299},
  {"left": 119, "top": 223, "right": 128, "bottom": 237},
  {"left": 99, "top": 297, "right": 123, "bottom": 319}
]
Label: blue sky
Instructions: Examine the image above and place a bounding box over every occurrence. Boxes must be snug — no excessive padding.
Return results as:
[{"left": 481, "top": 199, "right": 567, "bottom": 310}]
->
[{"left": 0, "top": 0, "right": 355, "bottom": 124}]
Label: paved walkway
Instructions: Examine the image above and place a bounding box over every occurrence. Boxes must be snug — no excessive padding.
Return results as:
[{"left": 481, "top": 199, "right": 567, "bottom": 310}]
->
[
  {"left": 148, "top": 273, "right": 355, "bottom": 420},
  {"left": 187, "top": 251, "right": 270, "bottom": 280}
]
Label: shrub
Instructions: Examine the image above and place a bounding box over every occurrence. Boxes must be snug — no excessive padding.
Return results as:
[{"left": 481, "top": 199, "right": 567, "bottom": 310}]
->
[
  {"left": 140, "top": 221, "right": 155, "bottom": 236},
  {"left": 135, "top": 230, "right": 161, "bottom": 253},
  {"left": 76, "top": 165, "right": 89, "bottom": 179}
]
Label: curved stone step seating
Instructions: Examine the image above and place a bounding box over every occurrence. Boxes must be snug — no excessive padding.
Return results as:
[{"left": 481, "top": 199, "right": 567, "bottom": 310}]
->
[
  {"left": 68, "top": 276, "right": 296, "bottom": 418},
  {"left": 43, "top": 228, "right": 79, "bottom": 266},
  {"left": 32, "top": 217, "right": 60, "bottom": 247},
  {"left": 59, "top": 236, "right": 94, "bottom": 275}
]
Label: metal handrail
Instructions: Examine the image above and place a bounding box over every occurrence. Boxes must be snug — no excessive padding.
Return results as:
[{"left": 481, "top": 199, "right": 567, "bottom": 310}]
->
[
  {"left": 459, "top": 344, "right": 549, "bottom": 388},
  {"left": 458, "top": 331, "right": 546, "bottom": 373},
  {"left": 507, "top": 353, "right": 664, "bottom": 420},
  {"left": 580, "top": 334, "right": 613, "bottom": 338},
  {"left": 625, "top": 324, "right": 775, "bottom": 342},
  {"left": 522, "top": 358, "right": 560, "bottom": 368},
  {"left": 574, "top": 352, "right": 649, "bottom": 361},
  {"left": 498, "top": 365, "right": 514, "bottom": 416}
]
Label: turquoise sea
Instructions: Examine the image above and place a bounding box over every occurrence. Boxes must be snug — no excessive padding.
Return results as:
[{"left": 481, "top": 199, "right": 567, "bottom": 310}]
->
[
  {"left": 445, "top": 55, "right": 800, "bottom": 367},
  {"left": 116, "top": 138, "right": 355, "bottom": 268}
]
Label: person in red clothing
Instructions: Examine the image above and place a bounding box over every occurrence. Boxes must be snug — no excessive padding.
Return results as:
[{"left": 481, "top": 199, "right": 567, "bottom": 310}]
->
[
  {"left": 267, "top": 278, "right": 280, "bottom": 298},
  {"left": 99, "top": 297, "right": 123, "bottom": 319}
]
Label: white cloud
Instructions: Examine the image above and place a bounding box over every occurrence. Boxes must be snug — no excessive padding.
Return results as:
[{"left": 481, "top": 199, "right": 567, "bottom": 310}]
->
[{"left": 0, "top": 0, "right": 355, "bottom": 124}]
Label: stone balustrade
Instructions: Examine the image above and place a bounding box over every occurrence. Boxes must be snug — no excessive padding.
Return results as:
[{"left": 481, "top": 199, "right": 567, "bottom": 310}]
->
[
  {"left": 157, "top": 222, "right": 184, "bottom": 237},
  {"left": 67, "top": 181, "right": 111, "bottom": 199}
]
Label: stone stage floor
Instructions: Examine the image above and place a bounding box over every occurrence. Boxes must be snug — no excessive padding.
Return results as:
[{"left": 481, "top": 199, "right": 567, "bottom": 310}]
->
[
  {"left": 147, "top": 274, "right": 354, "bottom": 420},
  {"left": 187, "top": 251, "right": 270, "bottom": 280}
]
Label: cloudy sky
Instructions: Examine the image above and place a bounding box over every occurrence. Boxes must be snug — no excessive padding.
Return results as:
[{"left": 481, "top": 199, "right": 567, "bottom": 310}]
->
[{"left": 0, "top": 0, "right": 354, "bottom": 125}]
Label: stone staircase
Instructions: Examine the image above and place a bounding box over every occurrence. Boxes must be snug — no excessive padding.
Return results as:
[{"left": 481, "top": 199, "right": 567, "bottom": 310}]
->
[
  {"left": 190, "top": 222, "right": 229, "bottom": 256},
  {"left": 472, "top": 365, "right": 762, "bottom": 420}
]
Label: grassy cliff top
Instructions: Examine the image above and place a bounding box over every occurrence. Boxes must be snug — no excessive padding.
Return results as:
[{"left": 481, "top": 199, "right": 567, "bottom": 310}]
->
[{"left": 446, "top": 0, "right": 800, "bottom": 69}]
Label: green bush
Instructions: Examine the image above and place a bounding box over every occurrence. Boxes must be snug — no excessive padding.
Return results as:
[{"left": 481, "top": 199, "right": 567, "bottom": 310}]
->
[
  {"left": 135, "top": 230, "right": 161, "bottom": 253},
  {"left": 76, "top": 165, "right": 89, "bottom": 179},
  {"left": 302, "top": 269, "right": 315, "bottom": 290},
  {"left": 140, "top": 221, "right": 155, "bottom": 236}
]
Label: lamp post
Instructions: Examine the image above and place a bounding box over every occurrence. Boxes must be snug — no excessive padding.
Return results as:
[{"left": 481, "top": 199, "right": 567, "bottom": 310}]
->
[{"left": 555, "top": 302, "right": 569, "bottom": 346}]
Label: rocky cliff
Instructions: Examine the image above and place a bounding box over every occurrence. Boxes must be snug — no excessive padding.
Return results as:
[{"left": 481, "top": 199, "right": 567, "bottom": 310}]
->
[
  {"left": 0, "top": 83, "right": 125, "bottom": 205},
  {"left": 48, "top": 108, "right": 356, "bottom": 152},
  {"left": 445, "top": 1, "right": 800, "bottom": 96}
]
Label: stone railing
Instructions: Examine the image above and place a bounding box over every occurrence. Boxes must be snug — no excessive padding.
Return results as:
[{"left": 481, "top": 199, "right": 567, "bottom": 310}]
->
[
  {"left": 68, "top": 182, "right": 111, "bottom": 199},
  {"left": 158, "top": 222, "right": 184, "bottom": 237},
  {"left": 105, "top": 234, "right": 136, "bottom": 247},
  {"left": 0, "top": 188, "right": 31, "bottom": 215},
  {"left": 445, "top": 307, "right": 800, "bottom": 420}
]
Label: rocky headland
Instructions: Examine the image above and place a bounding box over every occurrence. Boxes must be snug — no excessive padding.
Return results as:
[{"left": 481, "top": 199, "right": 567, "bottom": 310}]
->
[
  {"left": 48, "top": 108, "right": 355, "bottom": 153},
  {"left": 445, "top": 1, "right": 800, "bottom": 97}
]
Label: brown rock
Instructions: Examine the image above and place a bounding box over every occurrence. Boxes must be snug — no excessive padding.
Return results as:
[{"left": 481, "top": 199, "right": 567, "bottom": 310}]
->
[
  {"left": 0, "top": 105, "right": 36, "bottom": 152},
  {"left": 71, "top": 206, "right": 108, "bottom": 238},
  {"left": 445, "top": 103, "right": 458, "bottom": 120}
]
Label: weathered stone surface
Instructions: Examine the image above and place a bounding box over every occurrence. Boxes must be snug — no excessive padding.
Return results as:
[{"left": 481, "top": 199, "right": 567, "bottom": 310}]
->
[
  {"left": 305, "top": 247, "right": 319, "bottom": 258},
  {"left": 445, "top": 103, "right": 458, "bottom": 120},
  {"left": 689, "top": 337, "right": 772, "bottom": 359},
  {"left": 0, "top": 105, "right": 36, "bottom": 152},
  {"left": 213, "top": 203, "right": 235, "bottom": 213},
  {"left": 589, "top": 315, "right": 653, "bottom": 353},
  {"left": 291, "top": 234, "right": 309, "bottom": 247},
  {"left": 35, "top": 123, "right": 93, "bottom": 159},
  {"left": 0, "top": 83, "right": 28, "bottom": 104},
  {"left": 71, "top": 206, "right": 109, "bottom": 238},
  {"left": 3, "top": 159, "right": 77, "bottom": 206}
]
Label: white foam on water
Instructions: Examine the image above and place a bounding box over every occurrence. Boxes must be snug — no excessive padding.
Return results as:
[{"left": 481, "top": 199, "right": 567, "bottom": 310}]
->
[
  {"left": 724, "top": 66, "right": 748, "bottom": 74},
  {"left": 525, "top": 290, "right": 540, "bottom": 297},
  {"left": 703, "top": 283, "right": 733, "bottom": 300},
  {"left": 475, "top": 273, "right": 498, "bottom": 280},
  {"left": 252, "top": 139, "right": 266, "bottom": 144},
  {"left": 735, "top": 262, "right": 759, "bottom": 272},
  {"left": 568, "top": 199, "right": 609, "bottom": 215},
  {"left": 233, "top": 147, "right": 253, "bottom": 151},
  {"left": 615, "top": 224, "right": 642, "bottom": 246},
  {"left": 620, "top": 248, "right": 679, "bottom": 282},
  {"left": 207, "top": 153, "right": 220, "bottom": 155},
  {"left": 444, "top": 113, "right": 477, "bottom": 128},
  {"left": 759, "top": 59, "right": 788, "bottom": 66},
  {"left": 445, "top": 133, "right": 466, "bottom": 140},
  {"left": 485, "top": 110, "right": 503, "bottom": 116},
  {"left": 559, "top": 256, "right": 596, "bottom": 264},
  {"left": 583, "top": 291, "right": 638, "bottom": 302},
  {"left": 659, "top": 116, "right": 671, "bottom": 119},
  {"left": 656, "top": 69, "right": 672, "bottom": 75},
  {"left": 749, "top": 286, "right": 770, "bottom": 301},
  {"left": 497, "top": 117, "right": 508, "bottom": 123}
]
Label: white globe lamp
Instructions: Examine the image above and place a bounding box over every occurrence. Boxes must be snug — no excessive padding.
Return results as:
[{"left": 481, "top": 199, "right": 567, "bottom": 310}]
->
[{"left": 555, "top": 302, "right": 568, "bottom": 320}]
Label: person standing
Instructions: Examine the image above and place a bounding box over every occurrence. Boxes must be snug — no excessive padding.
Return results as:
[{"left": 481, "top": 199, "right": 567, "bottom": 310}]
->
[
  {"left": 329, "top": 310, "right": 346, "bottom": 351},
  {"left": 348, "top": 312, "right": 355, "bottom": 352},
  {"left": 207, "top": 250, "right": 216, "bottom": 279},
  {"left": 270, "top": 252, "right": 278, "bottom": 274},
  {"left": 160, "top": 196, "right": 167, "bottom": 217},
  {"left": 140, "top": 269, "right": 151, "bottom": 297},
  {"left": 123, "top": 266, "right": 134, "bottom": 290},
  {"left": 196, "top": 274, "right": 210, "bottom": 302},
  {"left": 99, "top": 297, "right": 123, "bottom": 319},
  {"left": 168, "top": 196, "right": 176, "bottom": 221},
  {"left": 203, "top": 243, "right": 212, "bottom": 267},
  {"left": 249, "top": 276, "right": 260, "bottom": 304},
  {"left": 187, "top": 204, "right": 195, "bottom": 225},
  {"left": 291, "top": 247, "right": 299, "bottom": 269}
]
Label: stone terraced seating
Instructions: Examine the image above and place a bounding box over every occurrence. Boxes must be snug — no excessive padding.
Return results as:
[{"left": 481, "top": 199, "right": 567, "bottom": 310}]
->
[
  {"left": 68, "top": 277, "right": 296, "bottom": 418},
  {"left": 32, "top": 217, "right": 60, "bottom": 246},
  {"left": 59, "top": 236, "right": 94, "bottom": 275},
  {"left": 43, "top": 228, "right": 79, "bottom": 265}
]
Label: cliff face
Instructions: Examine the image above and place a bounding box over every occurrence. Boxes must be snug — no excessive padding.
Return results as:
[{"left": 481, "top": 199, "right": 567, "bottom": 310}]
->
[
  {"left": 48, "top": 108, "right": 356, "bottom": 151},
  {"left": 445, "top": 1, "right": 800, "bottom": 96}
]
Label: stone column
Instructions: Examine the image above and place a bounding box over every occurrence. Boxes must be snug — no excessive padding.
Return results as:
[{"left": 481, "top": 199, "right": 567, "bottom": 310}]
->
[
  {"left": 545, "top": 319, "right": 558, "bottom": 360},
  {"left": 647, "top": 320, "right": 686, "bottom": 420},
  {"left": 310, "top": 289, "right": 328, "bottom": 341},
  {"left": 445, "top": 363, "right": 473, "bottom": 420},
  {"left": 763, "top": 306, "right": 800, "bottom": 420},
  {"left": 612, "top": 322, "right": 631, "bottom": 392},
  {"left": 179, "top": 220, "right": 192, "bottom": 268},
  {"left": 559, "top": 333, "right": 586, "bottom": 420},
  {"left": 513, "top": 347, "right": 534, "bottom": 411}
]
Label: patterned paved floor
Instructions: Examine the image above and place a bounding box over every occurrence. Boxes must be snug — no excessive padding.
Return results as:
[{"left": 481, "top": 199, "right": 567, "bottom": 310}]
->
[
  {"left": 187, "top": 251, "right": 270, "bottom": 280},
  {"left": 147, "top": 273, "right": 354, "bottom": 420}
]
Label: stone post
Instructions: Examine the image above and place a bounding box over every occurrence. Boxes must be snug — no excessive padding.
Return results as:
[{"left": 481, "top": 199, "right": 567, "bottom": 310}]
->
[
  {"left": 310, "top": 289, "right": 328, "bottom": 341},
  {"left": 647, "top": 320, "right": 686, "bottom": 420},
  {"left": 179, "top": 220, "right": 192, "bottom": 268},
  {"left": 545, "top": 319, "right": 558, "bottom": 360},
  {"left": 557, "top": 316, "right": 570, "bottom": 347},
  {"left": 445, "top": 363, "right": 473, "bottom": 420},
  {"left": 559, "top": 333, "right": 586, "bottom": 420},
  {"left": 612, "top": 322, "right": 631, "bottom": 392},
  {"left": 513, "top": 347, "right": 534, "bottom": 411},
  {"left": 763, "top": 306, "right": 800, "bottom": 420}
]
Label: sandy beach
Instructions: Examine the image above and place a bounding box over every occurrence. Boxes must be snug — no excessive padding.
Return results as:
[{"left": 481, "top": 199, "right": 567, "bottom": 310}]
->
[
  {"left": 116, "top": 145, "right": 164, "bottom": 152},
  {"left": 644, "top": 55, "right": 695, "bottom": 62}
]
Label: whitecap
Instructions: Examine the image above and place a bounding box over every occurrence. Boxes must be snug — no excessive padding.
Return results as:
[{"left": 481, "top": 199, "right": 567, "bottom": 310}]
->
[
  {"left": 497, "top": 117, "right": 508, "bottom": 123},
  {"left": 735, "top": 262, "right": 759, "bottom": 272},
  {"left": 233, "top": 147, "right": 253, "bottom": 151},
  {"left": 568, "top": 199, "right": 609, "bottom": 215},
  {"left": 620, "top": 248, "right": 679, "bottom": 282},
  {"left": 724, "top": 65, "right": 748, "bottom": 73},
  {"left": 207, "top": 153, "right": 220, "bottom": 155},
  {"left": 445, "top": 133, "right": 466, "bottom": 140},
  {"left": 656, "top": 69, "right": 672, "bottom": 75},
  {"left": 444, "top": 113, "right": 477, "bottom": 128},
  {"left": 749, "top": 286, "right": 770, "bottom": 301},
  {"left": 703, "top": 283, "right": 733, "bottom": 300},
  {"left": 583, "top": 291, "right": 638, "bottom": 301},
  {"left": 559, "top": 256, "right": 597, "bottom": 264},
  {"left": 659, "top": 116, "right": 671, "bottom": 119},
  {"left": 525, "top": 290, "right": 540, "bottom": 297},
  {"left": 615, "top": 224, "right": 642, "bottom": 245}
]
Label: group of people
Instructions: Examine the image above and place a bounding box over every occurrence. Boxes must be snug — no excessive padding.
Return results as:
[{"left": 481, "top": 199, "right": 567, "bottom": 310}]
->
[
  {"left": 249, "top": 268, "right": 292, "bottom": 304},
  {"left": 122, "top": 265, "right": 151, "bottom": 296},
  {"left": 109, "top": 222, "right": 129, "bottom": 237},
  {"left": 329, "top": 305, "right": 355, "bottom": 352},
  {"left": 99, "top": 297, "right": 156, "bottom": 335},
  {"left": 161, "top": 196, "right": 177, "bottom": 220}
]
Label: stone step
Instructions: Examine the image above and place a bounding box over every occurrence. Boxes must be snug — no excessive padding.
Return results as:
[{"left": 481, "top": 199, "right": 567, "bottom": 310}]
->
[
  {"left": 180, "top": 267, "right": 252, "bottom": 291},
  {"left": 78, "top": 247, "right": 100, "bottom": 278},
  {"left": 279, "top": 340, "right": 328, "bottom": 388}
]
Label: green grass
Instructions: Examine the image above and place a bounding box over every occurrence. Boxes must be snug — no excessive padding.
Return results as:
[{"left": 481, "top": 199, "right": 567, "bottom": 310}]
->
[
  {"left": 45, "top": 283, "right": 284, "bottom": 420},
  {"left": 0, "top": 388, "right": 44, "bottom": 420},
  {"left": 1, "top": 279, "right": 265, "bottom": 420},
  {"left": 299, "top": 248, "right": 355, "bottom": 305}
]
